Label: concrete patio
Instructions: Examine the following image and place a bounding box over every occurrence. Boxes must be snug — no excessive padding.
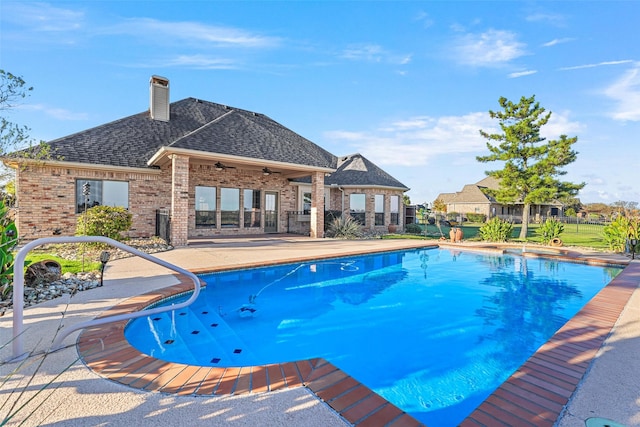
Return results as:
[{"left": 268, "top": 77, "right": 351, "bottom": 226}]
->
[{"left": 1, "top": 236, "right": 638, "bottom": 426}]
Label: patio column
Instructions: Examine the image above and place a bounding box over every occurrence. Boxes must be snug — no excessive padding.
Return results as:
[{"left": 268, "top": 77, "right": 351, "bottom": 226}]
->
[
  {"left": 170, "top": 154, "right": 189, "bottom": 247},
  {"left": 310, "top": 171, "right": 325, "bottom": 238}
]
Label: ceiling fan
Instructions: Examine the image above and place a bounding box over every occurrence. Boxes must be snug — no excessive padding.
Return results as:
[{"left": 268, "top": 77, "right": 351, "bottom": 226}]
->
[
  {"left": 215, "top": 162, "right": 236, "bottom": 171},
  {"left": 262, "top": 167, "right": 281, "bottom": 176}
]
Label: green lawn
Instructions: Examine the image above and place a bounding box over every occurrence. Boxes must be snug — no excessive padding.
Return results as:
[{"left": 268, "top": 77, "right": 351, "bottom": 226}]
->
[
  {"left": 385, "top": 222, "right": 609, "bottom": 250},
  {"left": 24, "top": 253, "right": 101, "bottom": 274}
]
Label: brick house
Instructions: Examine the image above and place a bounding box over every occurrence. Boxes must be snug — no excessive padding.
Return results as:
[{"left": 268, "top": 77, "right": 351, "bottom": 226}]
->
[
  {"left": 436, "top": 176, "right": 563, "bottom": 222},
  {"left": 4, "top": 76, "right": 408, "bottom": 246}
]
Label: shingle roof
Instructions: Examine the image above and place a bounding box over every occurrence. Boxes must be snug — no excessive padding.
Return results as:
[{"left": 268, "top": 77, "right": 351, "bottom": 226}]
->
[
  {"left": 14, "top": 98, "right": 336, "bottom": 170},
  {"left": 293, "top": 153, "right": 409, "bottom": 190},
  {"left": 475, "top": 176, "right": 500, "bottom": 190},
  {"left": 436, "top": 182, "right": 494, "bottom": 204}
]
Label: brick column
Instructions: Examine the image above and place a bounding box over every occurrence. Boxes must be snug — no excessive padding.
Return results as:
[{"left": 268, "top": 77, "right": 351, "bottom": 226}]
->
[
  {"left": 170, "top": 154, "right": 190, "bottom": 247},
  {"left": 310, "top": 171, "right": 325, "bottom": 238}
]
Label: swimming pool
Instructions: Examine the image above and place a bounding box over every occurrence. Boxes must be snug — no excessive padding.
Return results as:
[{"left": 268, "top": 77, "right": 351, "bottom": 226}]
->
[{"left": 125, "top": 248, "right": 621, "bottom": 426}]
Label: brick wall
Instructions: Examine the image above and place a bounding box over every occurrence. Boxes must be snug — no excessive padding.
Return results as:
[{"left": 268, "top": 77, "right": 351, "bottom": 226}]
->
[
  {"left": 14, "top": 164, "right": 167, "bottom": 241},
  {"left": 14, "top": 160, "right": 404, "bottom": 244},
  {"left": 332, "top": 187, "right": 405, "bottom": 231},
  {"left": 188, "top": 162, "right": 296, "bottom": 237}
]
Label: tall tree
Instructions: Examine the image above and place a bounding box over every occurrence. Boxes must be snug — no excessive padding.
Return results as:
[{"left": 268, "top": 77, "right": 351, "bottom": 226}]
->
[
  {"left": 0, "top": 70, "right": 33, "bottom": 153},
  {"left": 477, "top": 95, "right": 585, "bottom": 239},
  {"left": 0, "top": 70, "right": 52, "bottom": 196}
]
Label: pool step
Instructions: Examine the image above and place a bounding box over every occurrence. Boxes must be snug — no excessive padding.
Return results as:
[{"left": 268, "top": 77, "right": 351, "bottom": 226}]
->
[{"left": 174, "top": 307, "right": 258, "bottom": 366}]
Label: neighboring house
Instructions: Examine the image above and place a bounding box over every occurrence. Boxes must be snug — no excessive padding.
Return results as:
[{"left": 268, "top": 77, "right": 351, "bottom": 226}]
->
[
  {"left": 4, "top": 76, "right": 408, "bottom": 246},
  {"left": 436, "top": 176, "right": 563, "bottom": 221}
]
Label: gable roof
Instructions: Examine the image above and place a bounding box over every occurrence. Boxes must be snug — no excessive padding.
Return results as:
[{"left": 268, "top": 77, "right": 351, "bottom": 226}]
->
[
  {"left": 11, "top": 98, "right": 336, "bottom": 171},
  {"left": 475, "top": 176, "right": 500, "bottom": 190},
  {"left": 292, "top": 153, "right": 409, "bottom": 190},
  {"left": 436, "top": 181, "right": 494, "bottom": 204},
  {"left": 438, "top": 176, "right": 564, "bottom": 207}
]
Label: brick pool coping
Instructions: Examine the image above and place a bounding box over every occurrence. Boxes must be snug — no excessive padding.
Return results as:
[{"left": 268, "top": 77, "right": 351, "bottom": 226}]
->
[{"left": 77, "top": 247, "right": 637, "bottom": 427}]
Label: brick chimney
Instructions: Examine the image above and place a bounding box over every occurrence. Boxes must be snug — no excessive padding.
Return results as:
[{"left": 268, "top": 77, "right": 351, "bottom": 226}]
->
[{"left": 149, "top": 75, "right": 170, "bottom": 121}]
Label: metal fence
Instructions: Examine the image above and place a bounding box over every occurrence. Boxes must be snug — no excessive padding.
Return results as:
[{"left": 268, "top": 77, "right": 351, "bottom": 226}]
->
[
  {"left": 419, "top": 213, "right": 608, "bottom": 237},
  {"left": 155, "top": 209, "right": 171, "bottom": 244}
]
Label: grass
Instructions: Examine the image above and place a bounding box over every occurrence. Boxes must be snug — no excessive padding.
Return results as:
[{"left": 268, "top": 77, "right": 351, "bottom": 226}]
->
[
  {"left": 386, "top": 222, "right": 610, "bottom": 251},
  {"left": 23, "top": 253, "right": 101, "bottom": 274}
]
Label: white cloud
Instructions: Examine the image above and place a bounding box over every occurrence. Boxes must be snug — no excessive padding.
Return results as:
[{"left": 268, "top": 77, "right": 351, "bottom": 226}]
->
[
  {"left": 341, "top": 44, "right": 385, "bottom": 62},
  {"left": 324, "top": 108, "right": 584, "bottom": 169},
  {"left": 102, "top": 18, "right": 281, "bottom": 48},
  {"left": 324, "top": 112, "right": 496, "bottom": 167},
  {"left": 340, "top": 44, "right": 411, "bottom": 65},
  {"left": 2, "top": 2, "right": 85, "bottom": 32},
  {"left": 542, "top": 110, "right": 585, "bottom": 138},
  {"left": 508, "top": 70, "right": 537, "bottom": 78},
  {"left": 542, "top": 38, "right": 574, "bottom": 47},
  {"left": 414, "top": 11, "right": 434, "bottom": 28},
  {"left": 525, "top": 12, "right": 567, "bottom": 27},
  {"left": 560, "top": 60, "right": 633, "bottom": 71},
  {"left": 19, "top": 104, "right": 88, "bottom": 121},
  {"left": 602, "top": 64, "right": 640, "bottom": 121},
  {"left": 164, "top": 55, "right": 238, "bottom": 70},
  {"left": 451, "top": 29, "right": 527, "bottom": 67}
]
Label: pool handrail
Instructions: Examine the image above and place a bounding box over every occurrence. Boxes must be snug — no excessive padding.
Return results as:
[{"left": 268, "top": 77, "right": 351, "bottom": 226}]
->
[{"left": 9, "top": 236, "right": 201, "bottom": 362}]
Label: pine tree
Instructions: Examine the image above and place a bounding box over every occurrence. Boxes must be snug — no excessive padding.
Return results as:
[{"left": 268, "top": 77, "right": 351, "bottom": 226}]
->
[{"left": 477, "top": 95, "right": 585, "bottom": 240}]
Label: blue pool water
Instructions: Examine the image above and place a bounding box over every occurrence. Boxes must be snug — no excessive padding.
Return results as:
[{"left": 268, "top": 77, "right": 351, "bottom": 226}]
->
[{"left": 125, "top": 248, "right": 621, "bottom": 426}]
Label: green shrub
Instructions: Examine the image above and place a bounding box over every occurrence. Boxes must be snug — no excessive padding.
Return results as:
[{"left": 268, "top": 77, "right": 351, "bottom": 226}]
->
[
  {"left": 0, "top": 199, "right": 18, "bottom": 300},
  {"left": 405, "top": 223, "right": 422, "bottom": 234},
  {"left": 466, "top": 213, "right": 487, "bottom": 223},
  {"left": 603, "top": 216, "right": 639, "bottom": 253},
  {"left": 446, "top": 212, "right": 459, "bottom": 221},
  {"left": 76, "top": 205, "right": 132, "bottom": 242},
  {"left": 537, "top": 218, "right": 564, "bottom": 245},
  {"left": 478, "top": 217, "right": 513, "bottom": 242},
  {"left": 326, "top": 215, "right": 363, "bottom": 239}
]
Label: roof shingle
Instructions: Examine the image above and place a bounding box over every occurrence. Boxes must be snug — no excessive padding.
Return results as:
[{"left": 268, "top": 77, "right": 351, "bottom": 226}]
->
[{"left": 17, "top": 98, "right": 336, "bottom": 170}]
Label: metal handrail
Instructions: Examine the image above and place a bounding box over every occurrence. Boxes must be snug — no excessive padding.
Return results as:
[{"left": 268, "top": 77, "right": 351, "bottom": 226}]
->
[{"left": 9, "top": 236, "right": 200, "bottom": 362}]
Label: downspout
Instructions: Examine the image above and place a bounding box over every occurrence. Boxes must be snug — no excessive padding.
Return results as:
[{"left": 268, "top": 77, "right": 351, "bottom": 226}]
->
[{"left": 330, "top": 184, "right": 345, "bottom": 217}]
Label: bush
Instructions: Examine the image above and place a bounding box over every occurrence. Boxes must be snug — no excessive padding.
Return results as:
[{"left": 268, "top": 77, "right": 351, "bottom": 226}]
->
[
  {"left": 478, "top": 217, "right": 513, "bottom": 242},
  {"left": 405, "top": 223, "right": 422, "bottom": 234},
  {"left": 326, "top": 215, "right": 363, "bottom": 239},
  {"left": 537, "top": 218, "right": 564, "bottom": 245},
  {"left": 466, "top": 213, "right": 487, "bottom": 223},
  {"left": 603, "top": 216, "right": 639, "bottom": 253},
  {"left": 76, "top": 205, "right": 132, "bottom": 242},
  {"left": 0, "top": 199, "right": 18, "bottom": 300}
]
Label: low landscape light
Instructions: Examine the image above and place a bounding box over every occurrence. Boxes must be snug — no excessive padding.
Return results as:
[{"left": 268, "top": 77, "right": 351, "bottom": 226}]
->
[
  {"left": 99, "top": 251, "right": 111, "bottom": 287},
  {"left": 630, "top": 238, "right": 638, "bottom": 260}
]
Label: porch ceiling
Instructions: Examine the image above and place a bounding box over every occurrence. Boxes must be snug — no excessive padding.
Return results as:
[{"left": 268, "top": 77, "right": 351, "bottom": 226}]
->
[{"left": 149, "top": 147, "right": 334, "bottom": 179}]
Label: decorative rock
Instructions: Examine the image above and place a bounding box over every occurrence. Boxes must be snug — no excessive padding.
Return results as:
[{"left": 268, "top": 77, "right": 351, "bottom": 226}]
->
[{"left": 2, "top": 238, "right": 171, "bottom": 311}]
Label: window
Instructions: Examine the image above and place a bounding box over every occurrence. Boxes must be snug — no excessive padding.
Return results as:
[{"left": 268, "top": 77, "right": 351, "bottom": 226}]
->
[
  {"left": 350, "top": 193, "right": 366, "bottom": 225},
  {"left": 374, "top": 195, "right": 384, "bottom": 226},
  {"left": 76, "top": 179, "right": 128, "bottom": 213},
  {"left": 221, "top": 187, "right": 240, "bottom": 228},
  {"left": 390, "top": 195, "right": 399, "bottom": 225},
  {"left": 244, "top": 189, "right": 261, "bottom": 228},
  {"left": 302, "top": 191, "right": 312, "bottom": 214},
  {"left": 195, "top": 186, "right": 216, "bottom": 227}
]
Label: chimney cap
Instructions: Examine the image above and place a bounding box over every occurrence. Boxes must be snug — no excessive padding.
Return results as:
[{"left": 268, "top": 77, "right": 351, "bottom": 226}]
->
[{"left": 150, "top": 75, "right": 169, "bottom": 86}]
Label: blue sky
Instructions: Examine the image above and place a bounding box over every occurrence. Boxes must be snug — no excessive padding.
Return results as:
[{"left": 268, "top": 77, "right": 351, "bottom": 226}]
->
[{"left": 1, "top": 1, "right": 639, "bottom": 206}]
